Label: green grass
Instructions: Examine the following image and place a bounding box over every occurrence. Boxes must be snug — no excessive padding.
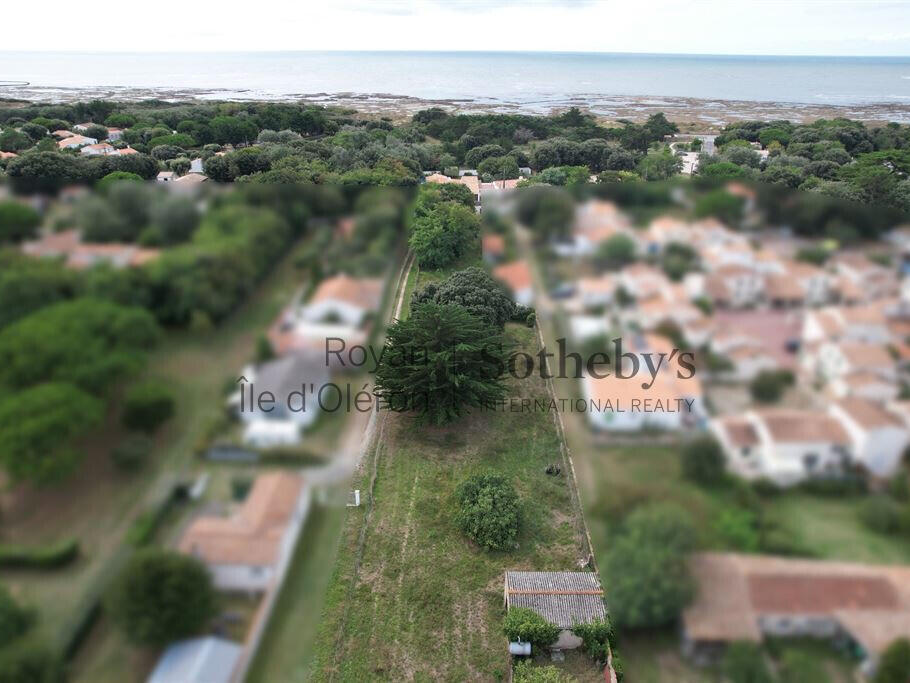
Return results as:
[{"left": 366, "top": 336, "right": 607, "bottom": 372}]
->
[
  {"left": 309, "top": 325, "right": 591, "bottom": 681},
  {"left": 247, "top": 502, "right": 348, "bottom": 683}
]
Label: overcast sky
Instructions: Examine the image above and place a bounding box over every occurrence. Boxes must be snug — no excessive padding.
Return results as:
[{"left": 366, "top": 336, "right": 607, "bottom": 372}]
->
[{"left": 5, "top": 0, "right": 910, "bottom": 55}]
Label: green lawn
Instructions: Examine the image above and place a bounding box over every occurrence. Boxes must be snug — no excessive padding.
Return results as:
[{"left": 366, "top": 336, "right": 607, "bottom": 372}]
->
[
  {"left": 308, "top": 324, "right": 595, "bottom": 681},
  {"left": 247, "top": 502, "right": 348, "bottom": 683}
]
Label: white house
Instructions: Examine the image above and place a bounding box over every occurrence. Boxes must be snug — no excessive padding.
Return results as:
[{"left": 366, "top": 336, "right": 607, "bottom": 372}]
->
[
  {"left": 298, "top": 273, "right": 384, "bottom": 327},
  {"left": 57, "top": 135, "right": 96, "bottom": 150},
  {"left": 157, "top": 171, "right": 175, "bottom": 183},
  {"left": 705, "top": 265, "right": 764, "bottom": 308},
  {"left": 827, "top": 370, "right": 899, "bottom": 403},
  {"left": 229, "top": 352, "right": 329, "bottom": 447},
  {"left": 711, "top": 409, "right": 853, "bottom": 486},
  {"left": 723, "top": 345, "right": 779, "bottom": 383},
  {"left": 829, "top": 398, "right": 909, "bottom": 478},
  {"left": 178, "top": 472, "right": 310, "bottom": 592},
  {"left": 80, "top": 142, "right": 117, "bottom": 156},
  {"left": 815, "top": 341, "right": 895, "bottom": 384},
  {"left": 576, "top": 274, "right": 615, "bottom": 309}
]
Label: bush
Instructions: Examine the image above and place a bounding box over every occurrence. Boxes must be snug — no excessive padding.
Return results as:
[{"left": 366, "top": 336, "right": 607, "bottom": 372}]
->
[
  {"left": 681, "top": 437, "right": 726, "bottom": 486},
  {"left": 859, "top": 496, "right": 903, "bottom": 534},
  {"left": 749, "top": 369, "right": 794, "bottom": 403},
  {"left": 573, "top": 617, "right": 614, "bottom": 664},
  {"left": 107, "top": 549, "right": 216, "bottom": 646},
  {"left": 723, "top": 641, "right": 773, "bottom": 683},
  {"left": 0, "top": 641, "right": 62, "bottom": 683},
  {"left": 0, "top": 201, "right": 41, "bottom": 244},
  {"left": 122, "top": 380, "right": 175, "bottom": 432},
  {"left": 0, "top": 539, "right": 79, "bottom": 569},
  {"left": 455, "top": 472, "right": 521, "bottom": 551},
  {"left": 0, "top": 585, "right": 33, "bottom": 643},
  {"left": 111, "top": 434, "right": 153, "bottom": 471},
  {"left": 526, "top": 311, "right": 537, "bottom": 328},
  {"left": 502, "top": 607, "right": 560, "bottom": 652},
  {"left": 512, "top": 661, "right": 573, "bottom": 683},
  {"left": 875, "top": 638, "right": 910, "bottom": 683}
]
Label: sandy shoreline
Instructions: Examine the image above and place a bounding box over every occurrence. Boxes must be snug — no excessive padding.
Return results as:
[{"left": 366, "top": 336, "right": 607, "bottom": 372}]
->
[{"left": 2, "top": 85, "right": 910, "bottom": 130}]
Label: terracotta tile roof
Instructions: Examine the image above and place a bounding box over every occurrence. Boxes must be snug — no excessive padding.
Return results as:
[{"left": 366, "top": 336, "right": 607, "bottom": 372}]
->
[
  {"left": 493, "top": 260, "right": 533, "bottom": 293},
  {"left": 309, "top": 273, "right": 383, "bottom": 311},
  {"left": 717, "top": 417, "right": 760, "bottom": 448},
  {"left": 757, "top": 409, "right": 850, "bottom": 444},
  {"left": 482, "top": 233, "right": 505, "bottom": 255},
  {"left": 839, "top": 342, "right": 893, "bottom": 369},
  {"left": 836, "top": 397, "right": 903, "bottom": 429},
  {"left": 749, "top": 574, "right": 897, "bottom": 613},
  {"left": 684, "top": 552, "right": 910, "bottom": 650},
  {"left": 179, "top": 472, "right": 304, "bottom": 567}
]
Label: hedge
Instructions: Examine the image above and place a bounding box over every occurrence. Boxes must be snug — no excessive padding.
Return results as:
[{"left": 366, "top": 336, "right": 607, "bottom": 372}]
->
[{"left": 0, "top": 538, "right": 79, "bottom": 569}]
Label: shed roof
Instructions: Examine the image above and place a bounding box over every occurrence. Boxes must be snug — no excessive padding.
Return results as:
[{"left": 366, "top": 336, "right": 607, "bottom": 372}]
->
[
  {"left": 146, "top": 636, "right": 242, "bottom": 683},
  {"left": 505, "top": 571, "right": 607, "bottom": 629}
]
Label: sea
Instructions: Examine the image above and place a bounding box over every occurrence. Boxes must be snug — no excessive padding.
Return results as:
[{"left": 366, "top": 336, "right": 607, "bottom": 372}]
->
[{"left": 1, "top": 51, "right": 910, "bottom": 117}]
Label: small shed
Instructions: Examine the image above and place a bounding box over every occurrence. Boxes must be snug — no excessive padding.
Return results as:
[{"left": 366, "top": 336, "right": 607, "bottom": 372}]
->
[
  {"left": 504, "top": 571, "right": 607, "bottom": 649},
  {"left": 146, "top": 636, "right": 242, "bottom": 683}
]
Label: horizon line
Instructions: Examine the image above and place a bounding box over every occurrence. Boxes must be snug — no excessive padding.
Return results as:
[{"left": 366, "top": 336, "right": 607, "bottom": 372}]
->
[{"left": 2, "top": 48, "right": 910, "bottom": 59}]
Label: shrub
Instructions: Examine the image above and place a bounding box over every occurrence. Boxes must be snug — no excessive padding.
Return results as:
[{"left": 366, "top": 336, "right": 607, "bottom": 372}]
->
[
  {"left": 573, "top": 617, "right": 614, "bottom": 664},
  {"left": 122, "top": 380, "right": 175, "bottom": 432},
  {"left": 723, "top": 641, "right": 773, "bottom": 683},
  {"left": 859, "top": 496, "right": 903, "bottom": 534},
  {"left": 455, "top": 472, "right": 521, "bottom": 551},
  {"left": 681, "top": 437, "right": 726, "bottom": 486},
  {"left": 107, "top": 549, "right": 216, "bottom": 646},
  {"left": 502, "top": 607, "right": 560, "bottom": 652},
  {"left": 111, "top": 434, "right": 153, "bottom": 471},
  {"left": 0, "top": 585, "right": 33, "bottom": 643},
  {"left": 526, "top": 311, "right": 537, "bottom": 328},
  {"left": 0, "top": 539, "right": 79, "bottom": 569},
  {"left": 512, "top": 661, "right": 573, "bottom": 683},
  {"left": 749, "top": 369, "right": 794, "bottom": 403},
  {"left": 875, "top": 638, "right": 910, "bottom": 683},
  {"left": 0, "top": 641, "right": 62, "bottom": 683},
  {"left": 0, "top": 201, "right": 41, "bottom": 243}
]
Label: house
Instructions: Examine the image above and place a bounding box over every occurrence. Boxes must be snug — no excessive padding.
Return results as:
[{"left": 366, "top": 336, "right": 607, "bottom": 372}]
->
[
  {"left": 80, "top": 142, "right": 117, "bottom": 156},
  {"left": 228, "top": 352, "right": 330, "bottom": 447},
  {"left": 268, "top": 274, "right": 384, "bottom": 359},
  {"left": 802, "top": 306, "right": 891, "bottom": 346},
  {"left": 172, "top": 173, "right": 208, "bottom": 187},
  {"left": 106, "top": 127, "right": 124, "bottom": 141},
  {"left": 118, "top": 146, "right": 140, "bottom": 155},
  {"left": 576, "top": 274, "right": 615, "bottom": 309},
  {"left": 22, "top": 229, "right": 159, "bottom": 270},
  {"left": 504, "top": 571, "right": 607, "bottom": 650},
  {"left": 73, "top": 122, "right": 95, "bottom": 132},
  {"left": 826, "top": 370, "right": 899, "bottom": 403},
  {"left": 52, "top": 129, "right": 74, "bottom": 139},
  {"left": 829, "top": 398, "right": 909, "bottom": 478},
  {"left": 0, "top": 152, "right": 17, "bottom": 160},
  {"left": 815, "top": 341, "right": 895, "bottom": 384},
  {"left": 705, "top": 265, "right": 764, "bottom": 308},
  {"left": 618, "top": 263, "right": 670, "bottom": 301},
  {"left": 723, "top": 345, "right": 779, "bottom": 383},
  {"left": 711, "top": 409, "right": 852, "bottom": 486},
  {"left": 482, "top": 233, "right": 506, "bottom": 263},
  {"left": 682, "top": 552, "right": 910, "bottom": 678},
  {"left": 57, "top": 135, "right": 96, "bottom": 150},
  {"left": 178, "top": 472, "right": 310, "bottom": 592},
  {"left": 425, "top": 172, "right": 480, "bottom": 205},
  {"left": 190, "top": 157, "right": 204, "bottom": 173},
  {"left": 583, "top": 359, "right": 704, "bottom": 432},
  {"left": 147, "top": 636, "right": 242, "bottom": 683},
  {"left": 493, "top": 260, "right": 534, "bottom": 307},
  {"left": 157, "top": 171, "right": 175, "bottom": 183},
  {"left": 299, "top": 273, "right": 383, "bottom": 327}
]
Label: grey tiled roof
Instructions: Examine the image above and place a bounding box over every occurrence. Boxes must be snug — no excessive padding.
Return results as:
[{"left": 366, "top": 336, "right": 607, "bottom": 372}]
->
[{"left": 505, "top": 571, "right": 607, "bottom": 629}]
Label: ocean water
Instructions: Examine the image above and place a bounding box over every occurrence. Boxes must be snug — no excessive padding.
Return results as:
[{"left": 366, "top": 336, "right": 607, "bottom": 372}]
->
[{"left": 1, "top": 51, "right": 909, "bottom": 107}]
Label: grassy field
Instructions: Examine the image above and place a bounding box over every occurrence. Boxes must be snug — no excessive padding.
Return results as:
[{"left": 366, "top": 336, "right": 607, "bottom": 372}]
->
[{"left": 308, "top": 324, "right": 600, "bottom": 681}]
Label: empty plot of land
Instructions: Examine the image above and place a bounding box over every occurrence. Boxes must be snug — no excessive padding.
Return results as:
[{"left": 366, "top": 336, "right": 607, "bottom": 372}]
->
[{"left": 309, "top": 325, "right": 596, "bottom": 681}]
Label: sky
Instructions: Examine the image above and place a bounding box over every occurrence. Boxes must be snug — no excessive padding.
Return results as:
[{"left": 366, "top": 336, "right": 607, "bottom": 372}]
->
[{"left": 4, "top": 0, "right": 910, "bottom": 55}]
